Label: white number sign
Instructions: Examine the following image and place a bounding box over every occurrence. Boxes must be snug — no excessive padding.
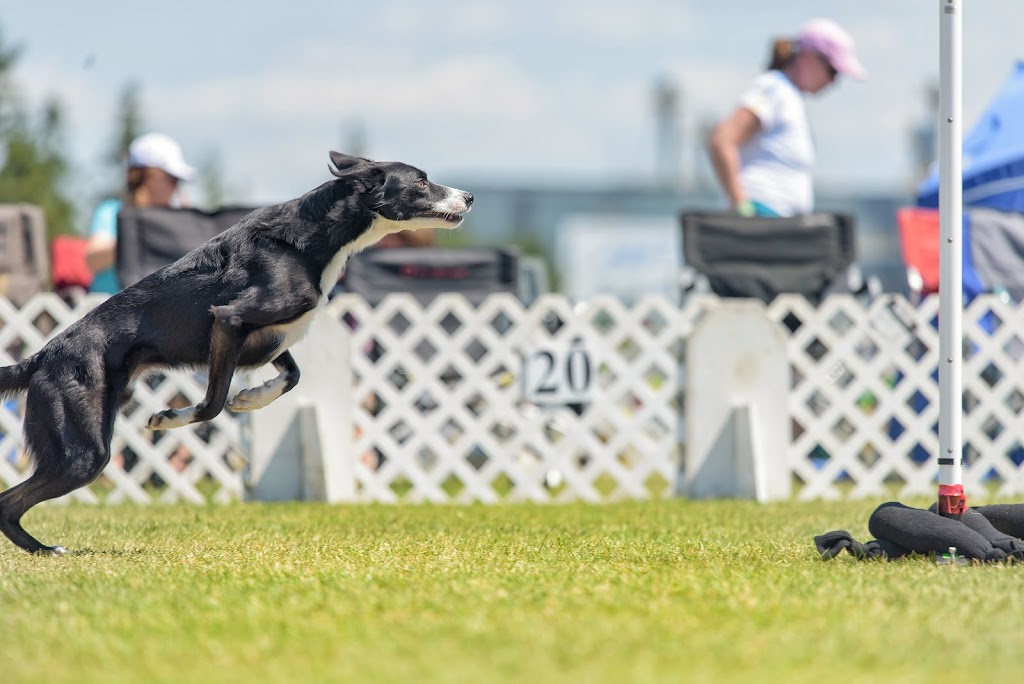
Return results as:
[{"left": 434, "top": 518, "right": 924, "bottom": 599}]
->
[{"left": 521, "top": 338, "right": 593, "bottom": 405}]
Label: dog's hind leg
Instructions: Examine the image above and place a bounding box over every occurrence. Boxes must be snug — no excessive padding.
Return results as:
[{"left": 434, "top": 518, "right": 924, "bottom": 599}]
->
[
  {"left": 0, "top": 375, "right": 117, "bottom": 555},
  {"left": 227, "top": 351, "right": 301, "bottom": 412},
  {"left": 0, "top": 447, "right": 109, "bottom": 554},
  {"left": 0, "top": 479, "right": 59, "bottom": 554},
  {"left": 0, "top": 476, "right": 76, "bottom": 555}
]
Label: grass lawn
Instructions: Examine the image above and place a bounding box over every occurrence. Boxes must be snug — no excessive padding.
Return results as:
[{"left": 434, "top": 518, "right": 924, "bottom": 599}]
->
[{"left": 1, "top": 497, "right": 1021, "bottom": 684}]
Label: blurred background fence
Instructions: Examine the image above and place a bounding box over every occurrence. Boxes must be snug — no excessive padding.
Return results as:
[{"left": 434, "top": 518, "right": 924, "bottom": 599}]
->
[{"left": 2, "top": 291, "right": 1024, "bottom": 505}]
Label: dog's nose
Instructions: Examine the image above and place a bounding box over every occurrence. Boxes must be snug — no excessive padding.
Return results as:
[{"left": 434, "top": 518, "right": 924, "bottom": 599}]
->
[{"left": 464, "top": 192, "right": 474, "bottom": 207}]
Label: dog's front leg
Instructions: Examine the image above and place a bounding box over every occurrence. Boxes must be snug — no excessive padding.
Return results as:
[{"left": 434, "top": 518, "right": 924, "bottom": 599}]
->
[
  {"left": 147, "top": 306, "right": 249, "bottom": 430},
  {"left": 227, "top": 350, "right": 301, "bottom": 412}
]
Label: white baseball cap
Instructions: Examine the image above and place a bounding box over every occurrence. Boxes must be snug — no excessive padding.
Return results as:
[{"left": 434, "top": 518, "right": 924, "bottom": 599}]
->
[
  {"left": 798, "top": 18, "right": 867, "bottom": 80},
  {"left": 128, "top": 132, "right": 195, "bottom": 181}
]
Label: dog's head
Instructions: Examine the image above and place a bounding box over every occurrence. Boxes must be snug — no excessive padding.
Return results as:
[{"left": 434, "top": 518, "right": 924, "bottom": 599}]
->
[{"left": 328, "top": 151, "right": 473, "bottom": 231}]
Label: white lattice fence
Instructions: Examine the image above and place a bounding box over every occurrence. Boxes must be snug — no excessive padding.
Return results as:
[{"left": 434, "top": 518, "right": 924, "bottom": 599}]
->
[
  {"left": 770, "top": 292, "right": 1024, "bottom": 500},
  {"left": 331, "top": 293, "right": 703, "bottom": 503},
  {"left": 4, "top": 292, "right": 1024, "bottom": 505}
]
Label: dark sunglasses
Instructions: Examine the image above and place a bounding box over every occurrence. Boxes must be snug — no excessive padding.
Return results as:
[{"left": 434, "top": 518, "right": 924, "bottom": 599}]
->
[{"left": 816, "top": 53, "right": 838, "bottom": 80}]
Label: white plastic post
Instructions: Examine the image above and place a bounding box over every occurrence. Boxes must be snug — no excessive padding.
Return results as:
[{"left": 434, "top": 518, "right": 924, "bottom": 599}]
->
[
  {"left": 245, "top": 312, "right": 356, "bottom": 502},
  {"left": 937, "top": 0, "right": 965, "bottom": 515},
  {"left": 683, "top": 301, "right": 789, "bottom": 502}
]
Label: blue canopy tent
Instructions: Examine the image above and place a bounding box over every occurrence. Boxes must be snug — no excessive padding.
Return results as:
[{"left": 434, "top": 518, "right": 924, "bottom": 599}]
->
[
  {"left": 902, "top": 61, "right": 1024, "bottom": 468},
  {"left": 907, "top": 62, "right": 1024, "bottom": 302},
  {"left": 918, "top": 61, "right": 1024, "bottom": 212}
]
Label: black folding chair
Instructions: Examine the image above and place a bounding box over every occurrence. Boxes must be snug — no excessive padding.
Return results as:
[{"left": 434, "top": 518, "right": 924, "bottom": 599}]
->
[
  {"left": 116, "top": 206, "right": 259, "bottom": 288},
  {"left": 338, "top": 246, "right": 519, "bottom": 305},
  {"left": 0, "top": 204, "right": 49, "bottom": 307},
  {"left": 680, "top": 211, "right": 859, "bottom": 304}
]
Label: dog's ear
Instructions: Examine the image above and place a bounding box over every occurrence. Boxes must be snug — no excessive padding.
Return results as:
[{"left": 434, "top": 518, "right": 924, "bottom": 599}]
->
[{"left": 328, "top": 151, "right": 371, "bottom": 178}]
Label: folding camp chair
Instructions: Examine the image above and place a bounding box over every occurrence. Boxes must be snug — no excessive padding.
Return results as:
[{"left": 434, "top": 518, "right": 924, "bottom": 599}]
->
[
  {"left": 116, "top": 206, "right": 258, "bottom": 289},
  {"left": 338, "top": 246, "right": 519, "bottom": 305},
  {"left": 0, "top": 204, "right": 49, "bottom": 307},
  {"left": 50, "top": 235, "right": 92, "bottom": 304},
  {"left": 680, "top": 211, "right": 859, "bottom": 304},
  {"left": 897, "top": 206, "right": 1024, "bottom": 303},
  {"left": 895, "top": 207, "right": 941, "bottom": 302}
]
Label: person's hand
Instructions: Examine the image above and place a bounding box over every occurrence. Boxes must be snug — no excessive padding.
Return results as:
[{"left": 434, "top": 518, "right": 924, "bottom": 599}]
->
[{"left": 735, "top": 200, "right": 755, "bottom": 217}]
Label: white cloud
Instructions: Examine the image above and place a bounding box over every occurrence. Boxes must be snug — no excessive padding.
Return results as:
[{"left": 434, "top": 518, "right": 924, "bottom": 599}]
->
[
  {"left": 14, "top": 60, "right": 112, "bottom": 137},
  {"left": 7, "top": 0, "right": 1024, "bottom": 218},
  {"left": 551, "top": 0, "right": 693, "bottom": 43},
  {"left": 450, "top": 0, "right": 514, "bottom": 35},
  {"left": 149, "top": 52, "right": 543, "bottom": 127}
]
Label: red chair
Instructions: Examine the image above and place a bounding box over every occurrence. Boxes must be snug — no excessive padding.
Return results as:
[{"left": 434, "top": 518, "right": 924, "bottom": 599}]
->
[
  {"left": 50, "top": 235, "right": 93, "bottom": 302},
  {"left": 895, "top": 207, "right": 940, "bottom": 301}
]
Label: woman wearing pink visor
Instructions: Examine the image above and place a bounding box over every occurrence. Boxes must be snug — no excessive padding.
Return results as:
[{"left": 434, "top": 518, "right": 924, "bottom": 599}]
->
[{"left": 707, "top": 18, "right": 867, "bottom": 218}]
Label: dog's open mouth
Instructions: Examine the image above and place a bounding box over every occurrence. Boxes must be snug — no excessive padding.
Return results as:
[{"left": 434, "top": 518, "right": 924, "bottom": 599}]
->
[{"left": 417, "top": 210, "right": 464, "bottom": 224}]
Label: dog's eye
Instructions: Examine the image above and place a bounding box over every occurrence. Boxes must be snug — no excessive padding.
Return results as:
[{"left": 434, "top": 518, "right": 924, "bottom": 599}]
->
[{"left": 417, "top": 178, "right": 428, "bottom": 189}]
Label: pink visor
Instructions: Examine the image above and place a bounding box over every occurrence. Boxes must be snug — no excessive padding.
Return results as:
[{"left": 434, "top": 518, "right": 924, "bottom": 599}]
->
[{"left": 798, "top": 18, "right": 867, "bottom": 80}]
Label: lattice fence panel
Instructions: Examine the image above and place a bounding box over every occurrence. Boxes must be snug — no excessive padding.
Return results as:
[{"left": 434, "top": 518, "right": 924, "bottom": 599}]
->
[
  {"left": 770, "top": 292, "right": 1024, "bottom": 500},
  {"left": 4, "top": 291, "right": 1024, "bottom": 505},
  {"left": 330, "top": 293, "right": 707, "bottom": 503}
]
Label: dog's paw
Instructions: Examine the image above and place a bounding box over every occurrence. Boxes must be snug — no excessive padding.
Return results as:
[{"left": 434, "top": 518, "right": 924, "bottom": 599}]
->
[
  {"left": 146, "top": 407, "right": 196, "bottom": 430},
  {"left": 227, "top": 387, "right": 263, "bottom": 412},
  {"left": 228, "top": 377, "right": 287, "bottom": 412},
  {"left": 33, "top": 545, "right": 66, "bottom": 557}
]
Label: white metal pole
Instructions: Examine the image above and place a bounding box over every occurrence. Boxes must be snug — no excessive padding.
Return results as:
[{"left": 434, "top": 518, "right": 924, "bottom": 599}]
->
[{"left": 937, "top": 0, "right": 965, "bottom": 516}]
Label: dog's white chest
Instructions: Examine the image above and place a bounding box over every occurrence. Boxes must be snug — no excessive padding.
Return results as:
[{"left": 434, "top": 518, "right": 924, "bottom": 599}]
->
[
  {"left": 269, "top": 309, "right": 319, "bottom": 353},
  {"left": 259, "top": 248, "right": 351, "bottom": 358},
  {"left": 320, "top": 248, "right": 351, "bottom": 300}
]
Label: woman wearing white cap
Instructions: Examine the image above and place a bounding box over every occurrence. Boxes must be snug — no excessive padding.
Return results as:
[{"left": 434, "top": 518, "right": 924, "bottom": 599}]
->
[
  {"left": 707, "top": 18, "right": 866, "bottom": 218},
  {"left": 85, "top": 132, "right": 195, "bottom": 294}
]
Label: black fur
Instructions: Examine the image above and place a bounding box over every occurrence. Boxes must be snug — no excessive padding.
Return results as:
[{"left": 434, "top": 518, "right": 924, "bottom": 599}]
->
[{"left": 0, "top": 152, "right": 472, "bottom": 554}]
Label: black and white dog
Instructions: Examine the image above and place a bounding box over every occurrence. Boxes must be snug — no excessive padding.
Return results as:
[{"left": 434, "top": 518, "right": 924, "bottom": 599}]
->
[{"left": 0, "top": 152, "right": 473, "bottom": 554}]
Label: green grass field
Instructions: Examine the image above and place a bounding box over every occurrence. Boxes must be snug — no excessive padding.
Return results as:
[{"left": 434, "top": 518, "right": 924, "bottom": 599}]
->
[{"left": 1, "top": 498, "right": 1020, "bottom": 684}]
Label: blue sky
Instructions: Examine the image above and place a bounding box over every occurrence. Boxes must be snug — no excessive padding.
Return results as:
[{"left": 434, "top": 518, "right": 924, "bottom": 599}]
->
[{"left": 5, "top": 1, "right": 1024, "bottom": 219}]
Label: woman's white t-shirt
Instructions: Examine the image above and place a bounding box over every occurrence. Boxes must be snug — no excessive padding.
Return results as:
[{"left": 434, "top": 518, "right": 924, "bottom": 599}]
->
[{"left": 736, "top": 70, "right": 815, "bottom": 217}]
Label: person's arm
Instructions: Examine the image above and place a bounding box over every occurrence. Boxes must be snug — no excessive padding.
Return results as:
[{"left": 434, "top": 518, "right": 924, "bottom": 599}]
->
[
  {"left": 85, "top": 199, "right": 120, "bottom": 274},
  {"left": 706, "top": 107, "right": 762, "bottom": 214},
  {"left": 85, "top": 234, "right": 116, "bottom": 273}
]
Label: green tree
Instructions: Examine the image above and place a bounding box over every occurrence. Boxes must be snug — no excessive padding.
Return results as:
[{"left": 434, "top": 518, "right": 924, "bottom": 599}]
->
[
  {"left": 94, "top": 81, "right": 146, "bottom": 202},
  {"left": 0, "top": 28, "right": 76, "bottom": 238},
  {"left": 0, "top": 29, "right": 20, "bottom": 124},
  {"left": 103, "top": 83, "right": 229, "bottom": 210},
  {"left": 108, "top": 82, "right": 145, "bottom": 166}
]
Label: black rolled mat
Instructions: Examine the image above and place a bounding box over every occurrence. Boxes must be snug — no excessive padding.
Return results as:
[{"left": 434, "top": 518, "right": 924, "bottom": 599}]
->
[{"left": 815, "top": 501, "right": 1024, "bottom": 563}]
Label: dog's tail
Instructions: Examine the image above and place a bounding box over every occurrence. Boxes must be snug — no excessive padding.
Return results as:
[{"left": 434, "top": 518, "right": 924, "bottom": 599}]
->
[{"left": 0, "top": 358, "right": 36, "bottom": 398}]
